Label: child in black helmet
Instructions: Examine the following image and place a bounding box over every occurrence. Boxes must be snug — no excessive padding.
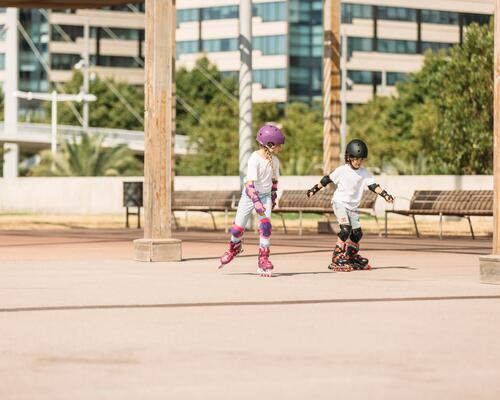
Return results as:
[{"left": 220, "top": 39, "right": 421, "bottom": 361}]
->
[{"left": 307, "top": 139, "right": 394, "bottom": 271}]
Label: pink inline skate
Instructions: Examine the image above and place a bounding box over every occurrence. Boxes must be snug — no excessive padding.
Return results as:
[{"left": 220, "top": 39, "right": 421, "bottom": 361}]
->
[
  {"left": 257, "top": 247, "right": 273, "bottom": 277},
  {"left": 218, "top": 241, "right": 243, "bottom": 269}
]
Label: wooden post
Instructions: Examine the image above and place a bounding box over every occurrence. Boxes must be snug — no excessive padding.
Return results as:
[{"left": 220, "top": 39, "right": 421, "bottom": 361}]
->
[
  {"left": 171, "top": 0, "right": 176, "bottom": 192},
  {"left": 323, "top": 0, "right": 341, "bottom": 175},
  {"left": 479, "top": 0, "right": 500, "bottom": 282},
  {"left": 134, "top": 0, "right": 182, "bottom": 262}
]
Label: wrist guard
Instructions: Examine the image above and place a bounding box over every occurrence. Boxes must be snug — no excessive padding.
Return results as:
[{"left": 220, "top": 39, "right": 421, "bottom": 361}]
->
[
  {"left": 271, "top": 179, "right": 278, "bottom": 209},
  {"left": 307, "top": 184, "right": 321, "bottom": 197},
  {"left": 380, "top": 190, "right": 394, "bottom": 202},
  {"left": 245, "top": 182, "right": 265, "bottom": 214}
]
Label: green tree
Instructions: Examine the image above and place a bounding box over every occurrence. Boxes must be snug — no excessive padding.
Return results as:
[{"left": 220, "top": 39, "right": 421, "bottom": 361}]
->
[
  {"left": 29, "top": 133, "right": 143, "bottom": 176},
  {"left": 433, "top": 22, "right": 493, "bottom": 174},
  {"left": 176, "top": 57, "right": 238, "bottom": 136},
  {"left": 178, "top": 94, "right": 239, "bottom": 175},
  {"left": 348, "top": 22, "right": 493, "bottom": 175},
  {"left": 279, "top": 102, "right": 323, "bottom": 175},
  {"left": 55, "top": 71, "right": 144, "bottom": 130}
]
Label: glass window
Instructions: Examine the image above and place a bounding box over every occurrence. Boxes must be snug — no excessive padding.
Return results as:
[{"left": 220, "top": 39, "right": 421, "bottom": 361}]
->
[
  {"left": 51, "top": 53, "right": 81, "bottom": 70},
  {"left": 0, "top": 25, "right": 5, "bottom": 41},
  {"left": 202, "top": 6, "right": 238, "bottom": 20},
  {"left": 348, "top": 70, "right": 381, "bottom": 85},
  {"left": 176, "top": 40, "right": 199, "bottom": 57},
  {"left": 101, "top": 3, "right": 145, "bottom": 12},
  {"left": 378, "top": 7, "right": 416, "bottom": 22},
  {"left": 90, "top": 27, "right": 140, "bottom": 40},
  {"left": 254, "top": 35, "right": 286, "bottom": 55},
  {"left": 342, "top": 4, "right": 373, "bottom": 24},
  {"left": 0, "top": 53, "right": 5, "bottom": 70},
  {"left": 421, "top": 41, "right": 453, "bottom": 53},
  {"left": 379, "top": 39, "right": 417, "bottom": 54},
  {"left": 253, "top": 2, "right": 286, "bottom": 22},
  {"left": 90, "top": 55, "right": 142, "bottom": 68},
  {"left": 348, "top": 37, "right": 373, "bottom": 56},
  {"left": 421, "top": 10, "right": 459, "bottom": 25},
  {"left": 177, "top": 8, "right": 199, "bottom": 26},
  {"left": 387, "top": 72, "right": 408, "bottom": 86},
  {"left": 254, "top": 69, "right": 286, "bottom": 88},
  {"left": 202, "top": 38, "right": 238, "bottom": 52},
  {"left": 463, "top": 13, "right": 491, "bottom": 26},
  {"left": 51, "top": 25, "right": 83, "bottom": 42}
]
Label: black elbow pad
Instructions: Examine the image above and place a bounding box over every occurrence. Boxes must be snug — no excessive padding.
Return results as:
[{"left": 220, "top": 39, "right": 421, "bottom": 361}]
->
[
  {"left": 320, "top": 175, "right": 333, "bottom": 187},
  {"left": 368, "top": 183, "right": 380, "bottom": 192}
]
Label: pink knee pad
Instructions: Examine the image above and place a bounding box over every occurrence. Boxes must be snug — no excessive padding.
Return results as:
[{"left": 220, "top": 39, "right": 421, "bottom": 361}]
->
[
  {"left": 230, "top": 223, "right": 245, "bottom": 238},
  {"left": 259, "top": 218, "right": 272, "bottom": 238}
]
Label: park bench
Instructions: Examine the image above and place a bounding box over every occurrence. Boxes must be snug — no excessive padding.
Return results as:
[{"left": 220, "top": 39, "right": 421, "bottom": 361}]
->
[
  {"left": 123, "top": 182, "right": 239, "bottom": 231},
  {"left": 275, "top": 189, "right": 379, "bottom": 235},
  {"left": 172, "top": 190, "right": 240, "bottom": 231},
  {"left": 384, "top": 190, "right": 493, "bottom": 239}
]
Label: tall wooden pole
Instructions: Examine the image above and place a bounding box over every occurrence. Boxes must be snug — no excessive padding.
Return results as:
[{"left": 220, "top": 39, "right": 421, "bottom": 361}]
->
[
  {"left": 171, "top": 0, "right": 176, "bottom": 192},
  {"left": 134, "top": 0, "right": 181, "bottom": 262},
  {"left": 494, "top": 0, "right": 500, "bottom": 255},
  {"left": 323, "top": 0, "right": 341, "bottom": 175},
  {"left": 480, "top": 0, "right": 500, "bottom": 282}
]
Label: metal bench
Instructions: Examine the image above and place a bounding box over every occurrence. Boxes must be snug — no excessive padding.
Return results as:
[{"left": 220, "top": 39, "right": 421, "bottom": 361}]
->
[
  {"left": 385, "top": 190, "right": 493, "bottom": 239},
  {"left": 123, "top": 181, "right": 143, "bottom": 228},
  {"left": 172, "top": 190, "right": 240, "bottom": 231},
  {"left": 275, "top": 189, "right": 379, "bottom": 235}
]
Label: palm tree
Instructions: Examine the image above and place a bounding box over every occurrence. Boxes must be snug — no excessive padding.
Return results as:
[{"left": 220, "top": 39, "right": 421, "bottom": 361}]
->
[{"left": 29, "top": 134, "right": 143, "bottom": 176}]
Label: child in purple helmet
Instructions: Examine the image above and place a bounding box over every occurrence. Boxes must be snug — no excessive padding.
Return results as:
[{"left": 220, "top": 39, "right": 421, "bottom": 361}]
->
[{"left": 218, "top": 124, "right": 285, "bottom": 277}]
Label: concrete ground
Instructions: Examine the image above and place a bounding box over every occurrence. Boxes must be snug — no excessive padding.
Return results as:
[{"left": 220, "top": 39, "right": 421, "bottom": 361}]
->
[{"left": 1, "top": 229, "right": 500, "bottom": 399}]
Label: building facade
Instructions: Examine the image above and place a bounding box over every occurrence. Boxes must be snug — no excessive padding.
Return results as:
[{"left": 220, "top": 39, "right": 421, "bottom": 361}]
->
[{"left": 0, "top": 0, "right": 495, "bottom": 113}]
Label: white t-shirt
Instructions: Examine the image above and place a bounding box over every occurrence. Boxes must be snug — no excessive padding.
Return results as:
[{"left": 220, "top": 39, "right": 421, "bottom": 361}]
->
[
  {"left": 245, "top": 151, "right": 280, "bottom": 193},
  {"left": 329, "top": 164, "right": 376, "bottom": 209}
]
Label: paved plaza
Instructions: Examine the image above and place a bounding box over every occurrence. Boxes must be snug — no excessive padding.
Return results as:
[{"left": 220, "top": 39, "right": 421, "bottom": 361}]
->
[{"left": 1, "top": 229, "right": 500, "bottom": 399}]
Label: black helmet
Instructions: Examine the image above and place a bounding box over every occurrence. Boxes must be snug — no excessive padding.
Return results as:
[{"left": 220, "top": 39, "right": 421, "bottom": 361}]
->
[{"left": 345, "top": 139, "right": 368, "bottom": 161}]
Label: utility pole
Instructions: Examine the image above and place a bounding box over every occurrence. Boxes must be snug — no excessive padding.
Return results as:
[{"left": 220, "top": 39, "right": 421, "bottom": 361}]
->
[
  {"left": 13, "top": 90, "right": 97, "bottom": 154},
  {"left": 82, "top": 18, "right": 90, "bottom": 131},
  {"left": 323, "top": 0, "right": 341, "bottom": 174},
  {"left": 239, "top": 0, "right": 253, "bottom": 188},
  {"left": 340, "top": 32, "right": 348, "bottom": 159},
  {"left": 3, "top": 8, "right": 19, "bottom": 179},
  {"left": 480, "top": 0, "right": 500, "bottom": 283}
]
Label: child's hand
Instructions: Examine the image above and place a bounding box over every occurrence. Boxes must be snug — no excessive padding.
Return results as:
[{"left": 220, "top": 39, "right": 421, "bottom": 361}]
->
[
  {"left": 255, "top": 204, "right": 266, "bottom": 216},
  {"left": 384, "top": 193, "right": 394, "bottom": 203},
  {"left": 307, "top": 184, "right": 321, "bottom": 198}
]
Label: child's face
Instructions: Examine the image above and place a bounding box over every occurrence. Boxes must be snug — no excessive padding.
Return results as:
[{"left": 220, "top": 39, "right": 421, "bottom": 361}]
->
[
  {"left": 350, "top": 157, "right": 364, "bottom": 169},
  {"left": 271, "top": 144, "right": 283, "bottom": 154}
]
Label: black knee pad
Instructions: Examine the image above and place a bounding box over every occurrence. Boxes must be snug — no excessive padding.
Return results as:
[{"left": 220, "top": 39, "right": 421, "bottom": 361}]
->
[
  {"left": 350, "top": 228, "right": 363, "bottom": 243},
  {"left": 338, "top": 224, "right": 352, "bottom": 242}
]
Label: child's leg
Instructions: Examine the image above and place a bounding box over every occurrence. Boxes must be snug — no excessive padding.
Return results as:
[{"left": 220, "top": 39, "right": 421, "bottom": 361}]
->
[
  {"left": 257, "top": 194, "right": 273, "bottom": 248},
  {"left": 330, "top": 202, "right": 352, "bottom": 271},
  {"left": 257, "top": 194, "right": 273, "bottom": 276},
  {"left": 345, "top": 210, "right": 370, "bottom": 269},
  {"left": 230, "top": 192, "right": 255, "bottom": 243},
  {"left": 219, "top": 192, "right": 255, "bottom": 268}
]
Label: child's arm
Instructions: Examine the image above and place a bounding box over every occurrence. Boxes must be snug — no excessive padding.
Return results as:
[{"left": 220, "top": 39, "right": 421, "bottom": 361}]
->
[
  {"left": 271, "top": 179, "right": 278, "bottom": 209},
  {"left": 368, "top": 184, "right": 394, "bottom": 203},
  {"left": 245, "top": 180, "right": 266, "bottom": 215},
  {"left": 307, "top": 176, "right": 333, "bottom": 198}
]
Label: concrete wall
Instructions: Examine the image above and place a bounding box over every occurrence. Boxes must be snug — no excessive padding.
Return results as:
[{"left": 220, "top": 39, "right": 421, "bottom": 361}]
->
[{"left": 0, "top": 175, "right": 493, "bottom": 216}]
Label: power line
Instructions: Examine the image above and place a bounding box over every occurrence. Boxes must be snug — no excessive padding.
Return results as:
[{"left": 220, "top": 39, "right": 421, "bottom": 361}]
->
[
  {"left": 40, "top": 9, "right": 145, "bottom": 126},
  {"left": 125, "top": 4, "right": 238, "bottom": 104},
  {"left": 16, "top": 19, "right": 84, "bottom": 125}
]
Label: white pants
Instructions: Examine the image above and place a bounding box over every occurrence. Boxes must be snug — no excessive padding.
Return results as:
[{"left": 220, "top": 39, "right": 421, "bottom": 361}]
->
[{"left": 231, "top": 191, "right": 273, "bottom": 247}]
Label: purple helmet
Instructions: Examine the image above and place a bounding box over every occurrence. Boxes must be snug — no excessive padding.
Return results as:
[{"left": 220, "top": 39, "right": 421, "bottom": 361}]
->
[{"left": 256, "top": 124, "right": 285, "bottom": 146}]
